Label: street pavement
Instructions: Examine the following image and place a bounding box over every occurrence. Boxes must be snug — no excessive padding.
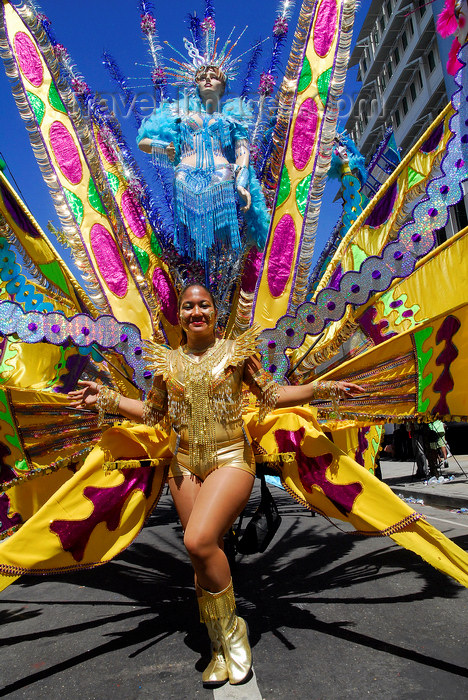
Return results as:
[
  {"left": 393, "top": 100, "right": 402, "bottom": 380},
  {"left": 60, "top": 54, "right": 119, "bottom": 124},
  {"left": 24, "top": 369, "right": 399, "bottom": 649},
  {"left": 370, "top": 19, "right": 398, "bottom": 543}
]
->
[
  {"left": 1, "top": 461, "right": 468, "bottom": 699},
  {"left": 380, "top": 453, "right": 468, "bottom": 510}
]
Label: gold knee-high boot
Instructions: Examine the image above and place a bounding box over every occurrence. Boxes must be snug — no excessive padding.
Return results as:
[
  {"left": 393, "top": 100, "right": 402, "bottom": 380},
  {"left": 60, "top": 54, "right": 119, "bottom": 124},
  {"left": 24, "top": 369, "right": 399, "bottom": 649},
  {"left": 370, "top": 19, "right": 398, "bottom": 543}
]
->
[
  {"left": 198, "top": 580, "right": 252, "bottom": 685},
  {"left": 197, "top": 591, "right": 229, "bottom": 685}
]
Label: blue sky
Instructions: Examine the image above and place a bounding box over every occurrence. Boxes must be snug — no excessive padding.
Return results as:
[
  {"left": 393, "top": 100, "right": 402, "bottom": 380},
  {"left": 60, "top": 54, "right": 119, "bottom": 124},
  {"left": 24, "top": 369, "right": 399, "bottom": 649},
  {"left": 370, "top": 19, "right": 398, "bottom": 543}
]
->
[{"left": 0, "top": 0, "right": 371, "bottom": 276}]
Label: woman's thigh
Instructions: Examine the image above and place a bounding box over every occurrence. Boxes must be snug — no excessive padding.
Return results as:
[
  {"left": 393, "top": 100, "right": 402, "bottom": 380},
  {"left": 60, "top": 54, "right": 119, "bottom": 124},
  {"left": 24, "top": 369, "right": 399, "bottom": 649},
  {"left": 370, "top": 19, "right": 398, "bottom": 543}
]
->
[
  {"left": 168, "top": 475, "right": 202, "bottom": 531},
  {"left": 185, "top": 467, "right": 254, "bottom": 546}
]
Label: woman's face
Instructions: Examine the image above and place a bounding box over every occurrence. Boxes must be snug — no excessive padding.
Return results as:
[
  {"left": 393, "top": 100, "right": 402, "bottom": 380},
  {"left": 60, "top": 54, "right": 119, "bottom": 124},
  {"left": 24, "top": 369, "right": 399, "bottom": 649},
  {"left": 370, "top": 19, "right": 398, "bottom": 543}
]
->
[
  {"left": 178, "top": 286, "right": 217, "bottom": 341},
  {"left": 196, "top": 68, "right": 225, "bottom": 102}
]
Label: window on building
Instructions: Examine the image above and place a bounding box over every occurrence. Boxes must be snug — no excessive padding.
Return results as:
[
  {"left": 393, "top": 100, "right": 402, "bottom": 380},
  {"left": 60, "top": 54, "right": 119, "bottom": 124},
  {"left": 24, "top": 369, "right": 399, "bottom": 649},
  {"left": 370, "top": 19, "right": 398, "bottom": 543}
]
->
[
  {"left": 416, "top": 69, "right": 423, "bottom": 89},
  {"left": 381, "top": 72, "right": 387, "bottom": 91},
  {"left": 402, "top": 96, "right": 408, "bottom": 114},
  {"left": 408, "top": 16, "right": 414, "bottom": 36},
  {"left": 419, "top": 2, "right": 426, "bottom": 18},
  {"left": 452, "top": 200, "right": 468, "bottom": 232},
  {"left": 428, "top": 49, "right": 436, "bottom": 73},
  {"left": 402, "top": 31, "right": 408, "bottom": 51},
  {"left": 386, "top": 0, "right": 392, "bottom": 17},
  {"left": 435, "top": 227, "right": 447, "bottom": 246},
  {"left": 373, "top": 29, "right": 379, "bottom": 46},
  {"left": 410, "top": 82, "right": 417, "bottom": 101},
  {"left": 362, "top": 111, "right": 368, "bottom": 127},
  {"left": 395, "top": 109, "right": 401, "bottom": 127},
  {"left": 388, "top": 60, "right": 393, "bottom": 78},
  {"left": 379, "top": 15, "right": 385, "bottom": 33},
  {"left": 394, "top": 46, "right": 400, "bottom": 65}
]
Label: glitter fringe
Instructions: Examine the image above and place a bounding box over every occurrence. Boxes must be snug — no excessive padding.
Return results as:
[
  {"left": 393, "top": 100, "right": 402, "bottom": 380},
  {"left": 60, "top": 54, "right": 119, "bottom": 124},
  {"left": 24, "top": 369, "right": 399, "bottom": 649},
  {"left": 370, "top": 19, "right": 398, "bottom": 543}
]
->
[
  {"left": 290, "top": 0, "right": 358, "bottom": 312},
  {"left": 198, "top": 580, "right": 236, "bottom": 623},
  {"left": 0, "top": 446, "right": 95, "bottom": 494}
]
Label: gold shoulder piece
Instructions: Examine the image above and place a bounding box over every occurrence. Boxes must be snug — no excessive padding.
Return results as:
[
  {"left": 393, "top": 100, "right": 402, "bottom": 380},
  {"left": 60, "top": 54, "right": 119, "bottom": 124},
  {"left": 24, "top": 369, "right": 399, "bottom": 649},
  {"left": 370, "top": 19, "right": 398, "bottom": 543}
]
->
[
  {"left": 229, "top": 324, "right": 261, "bottom": 368},
  {"left": 143, "top": 340, "right": 171, "bottom": 379}
]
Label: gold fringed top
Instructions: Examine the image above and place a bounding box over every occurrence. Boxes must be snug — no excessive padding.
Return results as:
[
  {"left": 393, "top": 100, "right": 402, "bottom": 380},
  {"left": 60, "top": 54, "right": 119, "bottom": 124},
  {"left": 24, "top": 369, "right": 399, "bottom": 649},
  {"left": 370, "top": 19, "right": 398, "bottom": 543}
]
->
[{"left": 142, "top": 326, "right": 269, "bottom": 472}]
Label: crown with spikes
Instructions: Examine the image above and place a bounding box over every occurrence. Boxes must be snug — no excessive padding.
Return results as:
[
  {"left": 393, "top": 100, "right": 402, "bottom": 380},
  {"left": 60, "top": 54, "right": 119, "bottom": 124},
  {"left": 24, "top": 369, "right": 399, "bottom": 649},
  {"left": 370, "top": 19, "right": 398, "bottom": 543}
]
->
[
  {"left": 163, "top": 22, "right": 249, "bottom": 89},
  {"left": 138, "top": 0, "right": 296, "bottom": 92}
]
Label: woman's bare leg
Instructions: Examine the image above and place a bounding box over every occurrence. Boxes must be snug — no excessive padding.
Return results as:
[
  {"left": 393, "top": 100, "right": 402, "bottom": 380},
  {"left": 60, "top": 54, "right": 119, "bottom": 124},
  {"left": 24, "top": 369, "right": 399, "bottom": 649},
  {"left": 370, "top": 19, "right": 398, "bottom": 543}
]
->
[{"left": 169, "top": 468, "right": 254, "bottom": 592}]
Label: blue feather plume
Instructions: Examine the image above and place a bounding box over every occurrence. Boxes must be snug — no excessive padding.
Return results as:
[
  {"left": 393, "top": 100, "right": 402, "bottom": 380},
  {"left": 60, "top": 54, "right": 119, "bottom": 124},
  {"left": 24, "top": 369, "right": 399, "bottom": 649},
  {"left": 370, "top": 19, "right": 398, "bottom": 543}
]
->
[
  {"left": 139, "top": 0, "right": 155, "bottom": 15},
  {"left": 204, "top": 0, "right": 216, "bottom": 19},
  {"left": 102, "top": 51, "right": 143, "bottom": 128},
  {"left": 240, "top": 40, "right": 263, "bottom": 99},
  {"left": 187, "top": 13, "right": 203, "bottom": 51},
  {"left": 268, "top": 35, "right": 286, "bottom": 76}
]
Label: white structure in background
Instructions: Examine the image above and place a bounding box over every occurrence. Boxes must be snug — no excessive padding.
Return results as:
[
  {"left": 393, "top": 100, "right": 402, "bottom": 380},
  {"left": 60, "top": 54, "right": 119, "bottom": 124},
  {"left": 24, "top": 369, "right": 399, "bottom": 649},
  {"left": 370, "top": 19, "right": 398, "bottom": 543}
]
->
[{"left": 345, "top": 0, "right": 468, "bottom": 242}]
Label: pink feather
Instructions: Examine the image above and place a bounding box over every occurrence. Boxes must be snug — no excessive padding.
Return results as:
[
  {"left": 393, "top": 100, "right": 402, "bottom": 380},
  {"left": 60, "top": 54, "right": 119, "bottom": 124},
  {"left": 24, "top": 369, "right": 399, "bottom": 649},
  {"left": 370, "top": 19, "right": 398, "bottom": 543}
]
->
[
  {"left": 437, "top": 0, "right": 458, "bottom": 38},
  {"left": 447, "top": 37, "right": 462, "bottom": 75}
]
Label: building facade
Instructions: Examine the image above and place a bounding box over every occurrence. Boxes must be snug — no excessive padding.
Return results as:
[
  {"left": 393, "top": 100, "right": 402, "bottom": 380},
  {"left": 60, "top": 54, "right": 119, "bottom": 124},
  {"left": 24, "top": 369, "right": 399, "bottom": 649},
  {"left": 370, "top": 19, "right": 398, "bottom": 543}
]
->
[
  {"left": 346, "top": 1, "right": 447, "bottom": 157},
  {"left": 345, "top": 0, "right": 467, "bottom": 242}
]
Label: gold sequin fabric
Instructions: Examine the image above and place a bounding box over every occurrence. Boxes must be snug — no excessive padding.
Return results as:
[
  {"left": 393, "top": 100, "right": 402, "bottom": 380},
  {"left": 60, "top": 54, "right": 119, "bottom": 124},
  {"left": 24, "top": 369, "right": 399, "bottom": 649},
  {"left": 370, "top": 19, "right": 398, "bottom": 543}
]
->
[
  {"left": 141, "top": 327, "right": 279, "bottom": 472},
  {"left": 96, "top": 386, "right": 121, "bottom": 426}
]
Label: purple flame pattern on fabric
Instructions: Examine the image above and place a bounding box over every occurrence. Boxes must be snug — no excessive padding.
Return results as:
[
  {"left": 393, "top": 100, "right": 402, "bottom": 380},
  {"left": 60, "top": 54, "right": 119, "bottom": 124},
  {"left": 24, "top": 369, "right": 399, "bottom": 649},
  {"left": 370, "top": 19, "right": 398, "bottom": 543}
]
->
[
  {"left": 50, "top": 466, "right": 155, "bottom": 562},
  {"left": 274, "top": 427, "right": 363, "bottom": 515}
]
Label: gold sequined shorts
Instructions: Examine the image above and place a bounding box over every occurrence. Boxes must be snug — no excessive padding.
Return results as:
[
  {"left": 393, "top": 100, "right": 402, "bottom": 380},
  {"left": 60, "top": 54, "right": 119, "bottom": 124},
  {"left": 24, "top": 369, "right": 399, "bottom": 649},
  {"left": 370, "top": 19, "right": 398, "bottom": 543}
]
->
[{"left": 168, "top": 436, "right": 255, "bottom": 482}]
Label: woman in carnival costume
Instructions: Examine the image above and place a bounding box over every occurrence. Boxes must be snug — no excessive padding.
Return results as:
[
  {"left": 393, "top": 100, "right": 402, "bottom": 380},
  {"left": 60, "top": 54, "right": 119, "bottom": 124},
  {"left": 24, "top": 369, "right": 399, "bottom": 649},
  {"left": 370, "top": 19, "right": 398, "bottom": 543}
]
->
[
  {"left": 3, "top": 1, "right": 468, "bottom": 692},
  {"left": 68, "top": 281, "right": 363, "bottom": 686},
  {"left": 137, "top": 28, "right": 270, "bottom": 267}
]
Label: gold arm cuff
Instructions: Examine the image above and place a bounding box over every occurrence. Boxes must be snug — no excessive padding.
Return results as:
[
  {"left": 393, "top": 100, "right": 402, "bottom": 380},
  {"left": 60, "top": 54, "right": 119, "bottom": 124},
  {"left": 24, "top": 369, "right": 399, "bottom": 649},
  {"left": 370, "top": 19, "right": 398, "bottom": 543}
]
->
[
  {"left": 258, "top": 381, "right": 279, "bottom": 422},
  {"left": 96, "top": 387, "right": 122, "bottom": 426}
]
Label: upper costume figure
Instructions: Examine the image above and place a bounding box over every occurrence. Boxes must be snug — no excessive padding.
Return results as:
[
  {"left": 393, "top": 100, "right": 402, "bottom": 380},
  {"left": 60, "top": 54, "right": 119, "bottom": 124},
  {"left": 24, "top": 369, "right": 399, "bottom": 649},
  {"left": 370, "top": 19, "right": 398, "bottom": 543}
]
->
[{"left": 137, "top": 56, "right": 270, "bottom": 265}]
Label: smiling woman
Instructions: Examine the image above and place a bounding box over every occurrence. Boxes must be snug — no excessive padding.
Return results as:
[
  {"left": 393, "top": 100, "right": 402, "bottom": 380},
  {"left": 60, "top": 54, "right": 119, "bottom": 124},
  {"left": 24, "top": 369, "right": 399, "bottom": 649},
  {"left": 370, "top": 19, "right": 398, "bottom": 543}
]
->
[
  {"left": 3, "top": 1, "right": 468, "bottom": 695},
  {"left": 65, "top": 278, "right": 366, "bottom": 686}
]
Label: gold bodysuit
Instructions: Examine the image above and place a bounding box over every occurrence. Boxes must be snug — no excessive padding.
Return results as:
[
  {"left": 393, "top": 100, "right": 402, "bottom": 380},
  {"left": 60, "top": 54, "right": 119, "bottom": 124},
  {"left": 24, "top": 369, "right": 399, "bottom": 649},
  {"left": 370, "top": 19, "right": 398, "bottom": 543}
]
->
[{"left": 142, "top": 329, "right": 278, "bottom": 481}]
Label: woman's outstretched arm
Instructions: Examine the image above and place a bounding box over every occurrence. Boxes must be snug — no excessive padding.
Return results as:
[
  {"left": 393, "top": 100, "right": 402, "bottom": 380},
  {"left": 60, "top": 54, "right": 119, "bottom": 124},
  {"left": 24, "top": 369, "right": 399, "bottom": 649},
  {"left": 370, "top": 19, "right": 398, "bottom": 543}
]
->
[
  {"left": 243, "top": 356, "right": 365, "bottom": 410},
  {"left": 68, "top": 380, "right": 145, "bottom": 422}
]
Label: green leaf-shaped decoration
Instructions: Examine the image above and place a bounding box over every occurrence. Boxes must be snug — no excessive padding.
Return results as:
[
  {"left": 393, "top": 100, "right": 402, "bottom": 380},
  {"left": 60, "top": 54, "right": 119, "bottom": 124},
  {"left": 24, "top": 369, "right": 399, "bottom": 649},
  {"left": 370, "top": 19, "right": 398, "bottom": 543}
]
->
[
  {"left": 26, "top": 91, "right": 45, "bottom": 125},
  {"left": 277, "top": 167, "right": 291, "bottom": 208},
  {"left": 63, "top": 188, "right": 84, "bottom": 225},
  {"left": 106, "top": 171, "right": 120, "bottom": 195},
  {"left": 88, "top": 178, "right": 106, "bottom": 214},
  {"left": 317, "top": 67, "right": 333, "bottom": 106},
  {"left": 295, "top": 173, "right": 312, "bottom": 216},
  {"left": 150, "top": 231, "right": 162, "bottom": 257},
  {"left": 48, "top": 83, "right": 66, "bottom": 113},
  {"left": 133, "top": 244, "right": 149, "bottom": 275},
  {"left": 298, "top": 57, "right": 312, "bottom": 93}
]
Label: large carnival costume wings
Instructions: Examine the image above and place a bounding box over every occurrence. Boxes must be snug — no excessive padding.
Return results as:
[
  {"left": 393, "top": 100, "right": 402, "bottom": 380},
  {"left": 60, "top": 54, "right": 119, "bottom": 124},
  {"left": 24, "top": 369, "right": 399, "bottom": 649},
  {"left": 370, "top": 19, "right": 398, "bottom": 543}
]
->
[{"left": 1, "top": 0, "right": 468, "bottom": 592}]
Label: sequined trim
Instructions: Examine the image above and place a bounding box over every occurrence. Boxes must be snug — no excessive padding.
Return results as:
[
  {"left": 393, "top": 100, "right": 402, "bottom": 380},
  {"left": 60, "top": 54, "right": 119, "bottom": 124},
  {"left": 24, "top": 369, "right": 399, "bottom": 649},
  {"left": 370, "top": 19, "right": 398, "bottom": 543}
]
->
[
  {"left": 0, "top": 447, "right": 94, "bottom": 494},
  {"left": 96, "top": 387, "right": 121, "bottom": 426},
  {"left": 166, "top": 328, "right": 261, "bottom": 473},
  {"left": 103, "top": 456, "right": 172, "bottom": 473},
  {"left": 142, "top": 384, "right": 168, "bottom": 427},
  {"left": 198, "top": 581, "right": 236, "bottom": 623}
]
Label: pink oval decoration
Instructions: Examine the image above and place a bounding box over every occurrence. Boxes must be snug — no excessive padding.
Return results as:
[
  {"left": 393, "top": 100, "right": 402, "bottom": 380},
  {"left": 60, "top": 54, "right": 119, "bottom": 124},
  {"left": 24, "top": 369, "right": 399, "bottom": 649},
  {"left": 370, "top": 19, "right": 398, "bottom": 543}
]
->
[
  {"left": 90, "top": 224, "right": 128, "bottom": 297},
  {"left": 152, "top": 268, "right": 178, "bottom": 326},
  {"left": 267, "top": 215, "right": 296, "bottom": 298},
  {"left": 314, "top": 0, "right": 338, "bottom": 58},
  {"left": 97, "top": 130, "right": 117, "bottom": 165},
  {"left": 49, "top": 122, "right": 83, "bottom": 185},
  {"left": 292, "top": 99, "right": 318, "bottom": 171},
  {"left": 14, "top": 32, "right": 43, "bottom": 87},
  {"left": 122, "top": 190, "right": 146, "bottom": 239},
  {"left": 241, "top": 248, "right": 262, "bottom": 294}
]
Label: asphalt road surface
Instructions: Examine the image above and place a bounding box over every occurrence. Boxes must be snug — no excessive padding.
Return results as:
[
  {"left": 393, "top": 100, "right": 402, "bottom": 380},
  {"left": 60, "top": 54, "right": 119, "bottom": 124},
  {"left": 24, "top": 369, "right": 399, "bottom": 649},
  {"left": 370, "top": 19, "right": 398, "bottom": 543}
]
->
[{"left": 1, "top": 484, "right": 468, "bottom": 699}]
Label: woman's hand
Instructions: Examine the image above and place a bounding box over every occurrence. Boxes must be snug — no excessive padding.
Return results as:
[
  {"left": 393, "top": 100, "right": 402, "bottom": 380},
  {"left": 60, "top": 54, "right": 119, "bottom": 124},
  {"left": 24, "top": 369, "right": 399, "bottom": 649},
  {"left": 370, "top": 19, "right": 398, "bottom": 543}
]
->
[
  {"left": 237, "top": 186, "right": 251, "bottom": 213},
  {"left": 68, "top": 380, "right": 100, "bottom": 409},
  {"left": 335, "top": 381, "right": 366, "bottom": 396},
  {"left": 166, "top": 141, "right": 176, "bottom": 162}
]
